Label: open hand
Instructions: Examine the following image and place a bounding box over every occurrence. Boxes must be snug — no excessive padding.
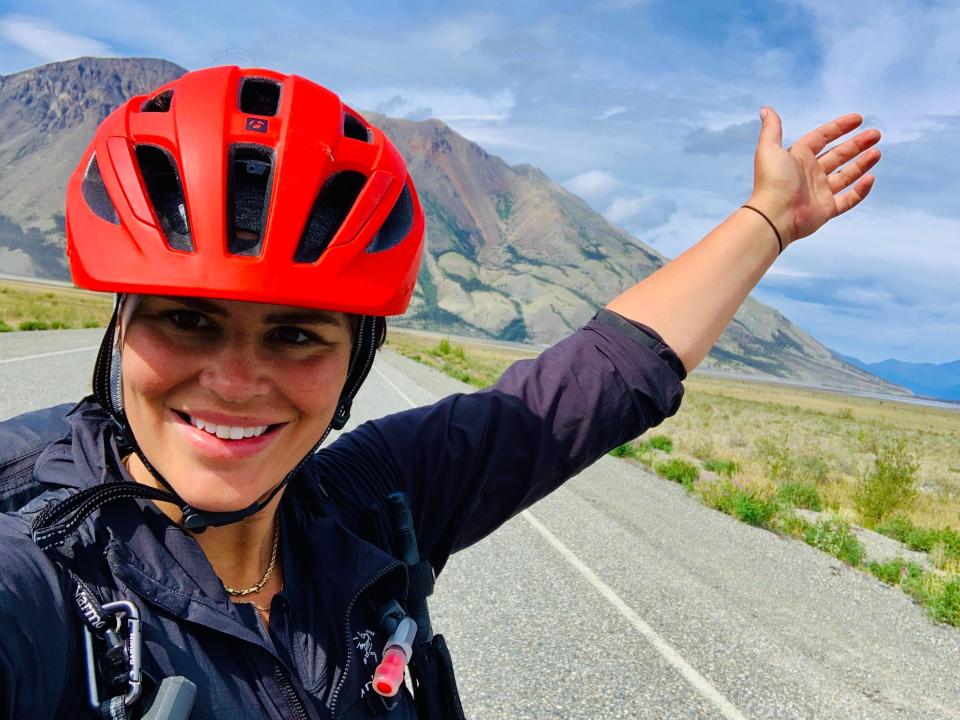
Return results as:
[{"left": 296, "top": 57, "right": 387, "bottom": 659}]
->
[{"left": 748, "top": 109, "right": 881, "bottom": 249}]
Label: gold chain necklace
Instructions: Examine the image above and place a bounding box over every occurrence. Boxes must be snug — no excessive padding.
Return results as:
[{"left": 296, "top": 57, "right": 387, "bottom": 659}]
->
[{"left": 224, "top": 520, "right": 281, "bottom": 597}]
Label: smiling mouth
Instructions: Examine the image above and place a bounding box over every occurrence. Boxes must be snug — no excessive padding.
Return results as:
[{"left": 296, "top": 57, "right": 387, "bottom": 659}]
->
[{"left": 173, "top": 411, "right": 284, "bottom": 441}]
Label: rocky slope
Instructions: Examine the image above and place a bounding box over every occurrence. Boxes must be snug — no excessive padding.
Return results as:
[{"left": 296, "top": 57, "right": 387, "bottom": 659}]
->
[{"left": 0, "top": 57, "right": 902, "bottom": 393}]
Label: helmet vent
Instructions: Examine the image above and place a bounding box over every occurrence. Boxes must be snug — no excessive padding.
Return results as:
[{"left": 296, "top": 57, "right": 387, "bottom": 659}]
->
[
  {"left": 134, "top": 145, "right": 193, "bottom": 252},
  {"left": 343, "top": 113, "right": 371, "bottom": 143},
  {"left": 80, "top": 154, "right": 119, "bottom": 225},
  {"left": 141, "top": 90, "right": 173, "bottom": 113},
  {"left": 228, "top": 145, "right": 275, "bottom": 256},
  {"left": 366, "top": 184, "right": 413, "bottom": 254},
  {"left": 294, "top": 171, "right": 367, "bottom": 263},
  {"left": 240, "top": 78, "right": 281, "bottom": 117}
]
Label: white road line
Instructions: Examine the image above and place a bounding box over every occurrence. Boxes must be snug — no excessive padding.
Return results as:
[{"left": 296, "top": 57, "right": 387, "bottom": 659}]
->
[
  {"left": 373, "top": 365, "right": 419, "bottom": 408},
  {"left": 0, "top": 346, "right": 99, "bottom": 364},
  {"left": 376, "top": 356, "right": 749, "bottom": 720},
  {"left": 522, "top": 510, "right": 749, "bottom": 720}
]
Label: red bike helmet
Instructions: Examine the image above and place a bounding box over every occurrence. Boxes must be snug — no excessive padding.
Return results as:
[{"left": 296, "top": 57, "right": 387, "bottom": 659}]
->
[
  {"left": 66, "top": 65, "right": 423, "bottom": 314},
  {"left": 62, "top": 67, "right": 425, "bottom": 531}
]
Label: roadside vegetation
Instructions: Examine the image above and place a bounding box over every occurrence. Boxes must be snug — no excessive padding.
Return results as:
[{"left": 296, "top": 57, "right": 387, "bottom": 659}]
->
[
  {"left": 0, "top": 281, "right": 111, "bottom": 331},
  {"left": 386, "top": 327, "right": 960, "bottom": 628}
]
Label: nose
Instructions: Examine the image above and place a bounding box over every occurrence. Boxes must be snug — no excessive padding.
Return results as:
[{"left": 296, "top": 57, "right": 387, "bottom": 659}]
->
[{"left": 198, "top": 339, "right": 270, "bottom": 404}]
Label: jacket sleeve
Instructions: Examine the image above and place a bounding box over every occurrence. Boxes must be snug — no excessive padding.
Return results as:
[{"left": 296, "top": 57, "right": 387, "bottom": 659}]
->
[
  {"left": 0, "top": 516, "right": 73, "bottom": 718},
  {"left": 313, "top": 311, "right": 685, "bottom": 574}
]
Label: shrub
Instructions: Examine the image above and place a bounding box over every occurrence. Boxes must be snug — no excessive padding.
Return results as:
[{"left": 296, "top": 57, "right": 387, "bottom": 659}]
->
[
  {"left": 796, "top": 455, "right": 831, "bottom": 485},
  {"left": 756, "top": 436, "right": 795, "bottom": 482},
  {"left": 866, "top": 558, "right": 923, "bottom": 586},
  {"left": 646, "top": 435, "right": 673, "bottom": 453},
  {"left": 610, "top": 443, "right": 640, "bottom": 459},
  {"left": 655, "top": 459, "right": 698, "bottom": 489},
  {"left": 854, "top": 437, "right": 919, "bottom": 527},
  {"left": 0, "top": 320, "right": 11, "bottom": 332},
  {"left": 776, "top": 481, "right": 823, "bottom": 511},
  {"left": 49, "top": 320, "right": 69, "bottom": 329},
  {"left": 83, "top": 319, "right": 101, "bottom": 328},
  {"left": 903, "top": 572, "right": 960, "bottom": 627},
  {"left": 699, "top": 478, "right": 777, "bottom": 526},
  {"left": 702, "top": 458, "right": 741, "bottom": 477},
  {"left": 18, "top": 320, "right": 49, "bottom": 331},
  {"left": 452, "top": 344, "right": 466, "bottom": 360},
  {"left": 436, "top": 338, "right": 452, "bottom": 356},
  {"left": 876, "top": 516, "right": 960, "bottom": 567},
  {"left": 804, "top": 516, "right": 864, "bottom": 566},
  {"left": 774, "top": 511, "right": 812, "bottom": 539}
]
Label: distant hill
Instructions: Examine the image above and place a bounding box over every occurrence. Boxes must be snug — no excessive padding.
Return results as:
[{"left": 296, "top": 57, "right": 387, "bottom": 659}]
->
[
  {"left": 836, "top": 354, "right": 960, "bottom": 401},
  {"left": 0, "top": 57, "right": 905, "bottom": 395}
]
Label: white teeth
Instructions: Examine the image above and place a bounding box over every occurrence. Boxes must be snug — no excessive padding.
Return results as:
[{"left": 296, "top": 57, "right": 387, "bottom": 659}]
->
[{"left": 189, "top": 416, "right": 269, "bottom": 440}]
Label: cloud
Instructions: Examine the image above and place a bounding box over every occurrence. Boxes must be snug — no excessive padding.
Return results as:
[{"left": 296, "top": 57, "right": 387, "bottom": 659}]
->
[
  {"left": 605, "top": 193, "right": 677, "bottom": 229},
  {"left": 353, "top": 87, "right": 514, "bottom": 125},
  {"left": 563, "top": 170, "right": 621, "bottom": 200},
  {"left": 596, "top": 105, "right": 626, "bottom": 120},
  {"left": 0, "top": 15, "right": 111, "bottom": 62},
  {"left": 682, "top": 120, "right": 760, "bottom": 156}
]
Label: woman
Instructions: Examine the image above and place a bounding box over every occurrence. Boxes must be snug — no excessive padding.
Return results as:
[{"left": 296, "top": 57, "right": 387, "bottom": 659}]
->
[{"left": 0, "top": 66, "right": 879, "bottom": 719}]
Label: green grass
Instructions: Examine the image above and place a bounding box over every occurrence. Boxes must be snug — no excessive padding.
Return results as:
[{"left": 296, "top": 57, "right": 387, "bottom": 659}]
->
[
  {"left": 702, "top": 458, "right": 741, "bottom": 477},
  {"left": 645, "top": 435, "right": 673, "bottom": 453},
  {"left": 776, "top": 481, "right": 823, "bottom": 511},
  {"left": 698, "top": 478, "right": 777, "bottom": 526},
  {"left": 654, "top": 459, "right": 698, "bottom": 489},
  {"left": 18, "top": 320, "right": 50, "bottom": 331},
  {"left": 867, "top": 558, "right": 924, "bottom": 586}
]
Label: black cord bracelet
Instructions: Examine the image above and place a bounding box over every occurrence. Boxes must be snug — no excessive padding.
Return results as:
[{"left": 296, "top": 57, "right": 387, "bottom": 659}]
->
[{"left": 741, "top": 204, "right": 783, "bottom": 255}]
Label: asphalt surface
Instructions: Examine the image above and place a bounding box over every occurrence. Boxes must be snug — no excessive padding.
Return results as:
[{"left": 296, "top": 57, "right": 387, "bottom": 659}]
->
[{"left": 3, "top": 329, "right": 960, "bottom": 719}]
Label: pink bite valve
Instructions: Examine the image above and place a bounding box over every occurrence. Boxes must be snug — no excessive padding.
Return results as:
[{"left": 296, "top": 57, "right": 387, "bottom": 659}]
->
[
  {"left": 373, "top": 647, "right": 407, "bottom": 697},
  {"left": 372, "top": 616, "right": 417, "bottom": 697}
]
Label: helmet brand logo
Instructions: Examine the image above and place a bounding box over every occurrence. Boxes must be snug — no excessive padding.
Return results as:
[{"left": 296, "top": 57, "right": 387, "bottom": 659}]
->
[{"left": 245, "top": 117, "right": 268, "bottom": 133}]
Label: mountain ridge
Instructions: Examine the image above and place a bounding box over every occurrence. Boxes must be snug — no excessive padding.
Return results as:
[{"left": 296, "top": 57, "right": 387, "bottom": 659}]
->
[{"left": 0, "top": 57, "right": 904, "bottom": 396}]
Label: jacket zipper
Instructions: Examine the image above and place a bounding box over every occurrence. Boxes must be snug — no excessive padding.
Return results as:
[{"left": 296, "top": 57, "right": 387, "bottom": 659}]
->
[
  {"left": 328, "top": 561, "right": 401, "bottom": 719},
  {"left": 274, "top": 665, "right": 310, "bottom": 720}
]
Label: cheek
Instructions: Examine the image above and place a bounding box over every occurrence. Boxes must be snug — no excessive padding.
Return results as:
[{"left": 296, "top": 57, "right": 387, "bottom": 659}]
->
[{"left": 120, "top": 333, "right": 198, "bottom": 407}]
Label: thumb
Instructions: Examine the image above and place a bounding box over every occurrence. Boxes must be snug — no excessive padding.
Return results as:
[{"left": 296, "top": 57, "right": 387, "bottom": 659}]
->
[{"left": 757, "top": 106, "right": 783, "bottom": 149}]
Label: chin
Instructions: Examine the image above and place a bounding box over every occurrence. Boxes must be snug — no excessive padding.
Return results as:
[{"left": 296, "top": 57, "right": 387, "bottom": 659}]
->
[{"left": 167, "top": 470, "right": 281, "bottom": 514}]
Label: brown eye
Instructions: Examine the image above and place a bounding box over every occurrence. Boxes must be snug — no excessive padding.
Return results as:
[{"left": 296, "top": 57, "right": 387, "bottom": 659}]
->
[
  {"left": 269, "top": 326, "right": 319, "bottom": 346},
  {"left": 164, "top": 310, "right": 211, "bottom": 331}
]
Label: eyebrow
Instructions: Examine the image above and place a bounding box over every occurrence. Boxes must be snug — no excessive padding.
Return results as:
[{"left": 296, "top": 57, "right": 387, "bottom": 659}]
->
[{"left": 158, "top": 297, "right": 346, "bottom": 326}]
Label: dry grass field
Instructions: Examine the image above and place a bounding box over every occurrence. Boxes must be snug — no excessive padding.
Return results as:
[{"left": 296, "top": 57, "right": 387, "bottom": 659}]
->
[
  {"left": 386, "top": 327, "right": 960, "bottom": 532},
  {"left": 0, "top": 280, "right": 112, "bottom": 331}
]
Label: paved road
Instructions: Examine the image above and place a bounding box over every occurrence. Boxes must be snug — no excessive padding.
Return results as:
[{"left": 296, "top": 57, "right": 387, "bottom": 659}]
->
[{"left": 3, "top": 329, "right": 960, "bottom": 719}]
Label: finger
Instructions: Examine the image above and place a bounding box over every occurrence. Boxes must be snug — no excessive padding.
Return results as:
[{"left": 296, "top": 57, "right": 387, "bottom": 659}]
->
[
  {"left": 818, "top": 128, "right": 882, "bottom": 175},
  {"left": 828, "top": 147, "right": 882, "bottom": 194},
  {"left": 758, "top": 106, "right": 783, "bottom": 148},
  {"left": 794, "top": 113, "right": 864, "bottom": 156},
  {"left": 834, "top": 174, "right": 876, "bottom": 216}
]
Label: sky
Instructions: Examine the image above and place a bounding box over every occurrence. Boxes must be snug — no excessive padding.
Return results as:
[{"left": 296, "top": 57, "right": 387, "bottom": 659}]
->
[{"left": 1, "top": 0, "right": 958, "bottom": 363}]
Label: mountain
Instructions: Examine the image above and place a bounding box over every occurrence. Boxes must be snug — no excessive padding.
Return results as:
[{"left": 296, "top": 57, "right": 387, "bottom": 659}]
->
[
  {"left": 836, "top": 354, "right": 960, "bottom": 401},
  {"left": 0, "top": 57, "right": 185, "bottom": 277},
  {"left": 0, "top": 57, "right": 904, "bottom": 395}
]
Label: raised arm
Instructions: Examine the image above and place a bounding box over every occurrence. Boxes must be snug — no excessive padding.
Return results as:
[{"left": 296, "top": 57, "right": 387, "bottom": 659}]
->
[{"left": 607, "top": 108, "right": 881, "bottom": 372}]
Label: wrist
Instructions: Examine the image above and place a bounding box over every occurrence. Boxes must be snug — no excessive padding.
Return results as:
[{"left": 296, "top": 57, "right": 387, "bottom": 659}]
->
[{"left": 745, "top": 193, "right": 796, "bottom": 248}]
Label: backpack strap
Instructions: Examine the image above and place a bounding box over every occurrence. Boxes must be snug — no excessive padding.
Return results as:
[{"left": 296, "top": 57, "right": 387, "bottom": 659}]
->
[{"left": 0, "top": 403, "right": 75, "bottom": 513}]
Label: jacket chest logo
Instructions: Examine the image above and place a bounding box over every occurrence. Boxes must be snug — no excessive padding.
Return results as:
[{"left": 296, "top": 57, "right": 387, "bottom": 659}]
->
[{"left": 353, "top": 629, "right": 379, "bottom": 666}]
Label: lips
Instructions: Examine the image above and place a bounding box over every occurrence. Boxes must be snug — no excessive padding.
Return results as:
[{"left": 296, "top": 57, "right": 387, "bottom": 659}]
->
[{"left": 171, "top": 410, "right": 284, "bottom": 442}]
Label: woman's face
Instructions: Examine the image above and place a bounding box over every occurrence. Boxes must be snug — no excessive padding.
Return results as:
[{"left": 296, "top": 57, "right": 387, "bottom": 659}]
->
[{"left": 119, "top": 295, "right": 353, "bottom": 512}]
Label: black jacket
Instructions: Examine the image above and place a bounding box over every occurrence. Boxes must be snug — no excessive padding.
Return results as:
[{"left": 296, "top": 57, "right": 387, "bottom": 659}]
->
[{"left": 0, "top": 313, "right": 684, "bottom": 719}]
